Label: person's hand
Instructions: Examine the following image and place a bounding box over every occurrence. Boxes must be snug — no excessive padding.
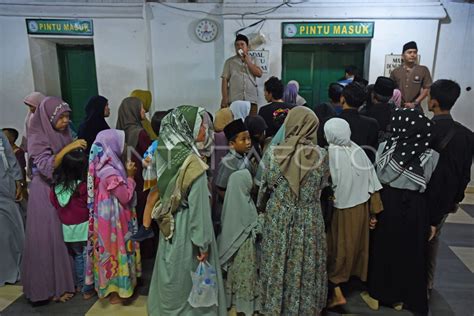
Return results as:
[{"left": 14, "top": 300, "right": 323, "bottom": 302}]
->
[
  {"left": 126, "top": 161, "right": 137, "bottom": 178},
  {"left": 143, "top": 156, "right": 152, "bottom": 168},
  {"left": 197, "top": 251, "right": 208, "bottom": 262},
  {"left": 428, "top": 225, "right": 436, "bottom": 241},
  {"left": 404, "top": 102, "right": 416, "bottom": 109},
  {"left": 67, "top": 139, "right": 87, "bottom": 153},
  {"left": 15, "top": 181, "right": 22, "bottom": 201},
  {"left": 369, "top": 215, "right": 378, "bottom": 230},
  {"left": 220, "top": 98, "right": 229, "bottom": 108}
]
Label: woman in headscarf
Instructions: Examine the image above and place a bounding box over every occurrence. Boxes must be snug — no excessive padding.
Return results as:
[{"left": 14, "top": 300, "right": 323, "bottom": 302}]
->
[
  {"left": 116, "top": 96, "right": 153, "bottom": 257},
  {"left": 218, "top": 169, "right": 260, "bottom": 315},
  {"left": 323, "top": 118, "right": 383, "bottom": 308},
  {"left": 130, "top": 89, "right": 157, "bottom": 140},
  {"left": 283, "top": 82, "right": 298, "bottom": 105},
  {"left": 210, "top": 107, "right": 234, "bottom": 226},
  {"left": 287, "top": 80, "right": 307, "bottom": 107},
  {"left": 257, "top": 106, "right": 329, "bottom": 315},
  {"left": 78, "top": 95, "right": 110, "bottom": 153},
  {"left": 147, "top": 105, "right": 226, "bottom": 316},
  {"left": 390, "top": 88, "right": 402, "bottom": 108},
  {"left": 0, "top": 132, "right": 25, "bottom": 287},
  {"left": 85, "top": 129, "right": 141, "bottom": 304},
  {"left": 229, "top": 100, "right": 251, "bottom": 121},
  {"left": 22, "top": 97, "right": 87, "bottom": 303},
  {"left": 21, "top": 92, "right": 46, "bottom": 151},
  {"left": 212, "top": 107, "right": 233, "bottom": 170},
  {"left": 362, "top": 108, "right": 439, "bottom": 314}
]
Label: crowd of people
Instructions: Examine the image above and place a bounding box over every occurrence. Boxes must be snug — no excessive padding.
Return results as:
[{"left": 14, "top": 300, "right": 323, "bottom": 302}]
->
[{"left": 0, "top": 36, "right": 473, "bottom": 316}]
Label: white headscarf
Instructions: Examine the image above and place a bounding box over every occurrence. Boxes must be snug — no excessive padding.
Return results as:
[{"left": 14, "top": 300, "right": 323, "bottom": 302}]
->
[
  {"left": 229, "top": 100, "right": 251, "bottom": 120},
  {"left": 324, "top": 118, "right": 382, "bottom": 209}
]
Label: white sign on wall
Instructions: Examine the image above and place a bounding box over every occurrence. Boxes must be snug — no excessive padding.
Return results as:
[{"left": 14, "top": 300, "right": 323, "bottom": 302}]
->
[
  {"left": 384, "top": 54, "right": 402, "bottom": 77},
  {"left": 384, "top": 54, "right": 421, "bottom": 77},
  {"left": 249, "top": 50, "right": 269, "bottom": 73}
]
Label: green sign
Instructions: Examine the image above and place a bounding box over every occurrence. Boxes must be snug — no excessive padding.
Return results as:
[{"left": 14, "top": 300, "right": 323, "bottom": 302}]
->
[
  {"left": 282, "top": 22, "right": 374, "bottom": 39},
  {"left": 26, "top": 19, "right": 93, "bottom": 36}
]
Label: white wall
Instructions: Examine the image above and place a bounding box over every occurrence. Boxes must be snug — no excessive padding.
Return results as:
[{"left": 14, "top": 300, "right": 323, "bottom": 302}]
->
[
  {"left": 29, "top": 38, "right": 61, "bottom": 97},
  {"left": 93, "top": 18, "right": 148, "bottom": 128},
  {"left": 0, "top": 17, "right": 35, "bottom": 136},
  {"left": 148, "top": 3, "right": 225, "bottom": 115},
  {"left": 435, "top": 0, "right": 473, "bottom": 131},
  {"left": 435, "top": 0, "right": 474, "bottom": 186}
]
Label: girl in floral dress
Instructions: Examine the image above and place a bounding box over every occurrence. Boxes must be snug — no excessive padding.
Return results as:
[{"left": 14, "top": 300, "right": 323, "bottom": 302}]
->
[{"left": 85, "top": 129, "right": 141, "bottom": 304}]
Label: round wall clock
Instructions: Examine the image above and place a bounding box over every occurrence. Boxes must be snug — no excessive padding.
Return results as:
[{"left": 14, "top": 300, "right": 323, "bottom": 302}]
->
[{"left": 195, "top": 19, "right": 218, "bottom": 42}]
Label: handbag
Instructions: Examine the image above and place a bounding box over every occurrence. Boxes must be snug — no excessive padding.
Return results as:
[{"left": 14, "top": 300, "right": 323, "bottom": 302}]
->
[{"left": 257, "top": 174, "right": 284, "bottom": 213}]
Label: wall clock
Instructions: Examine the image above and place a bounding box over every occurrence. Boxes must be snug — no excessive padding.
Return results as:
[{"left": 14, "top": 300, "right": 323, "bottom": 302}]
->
[{"left": 195, "top": 19, "right": 218, "bottom": 42}]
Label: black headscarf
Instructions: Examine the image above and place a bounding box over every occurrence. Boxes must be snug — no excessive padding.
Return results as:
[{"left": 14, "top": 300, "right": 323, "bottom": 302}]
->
[
  {"left": 77, "top": 95, "right": 110, "bottom": 152},
  {"left": 376, "top": 108, "right": 434, "bottom": 188}
]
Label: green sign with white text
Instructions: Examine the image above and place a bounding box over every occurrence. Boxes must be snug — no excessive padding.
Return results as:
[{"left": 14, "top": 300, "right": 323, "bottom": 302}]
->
[
  {"left": 282, "top": 22, "right": 374, "bottom": 39},
  {"left": 26, "top": 19, "right": 93, "bottom": 36}
]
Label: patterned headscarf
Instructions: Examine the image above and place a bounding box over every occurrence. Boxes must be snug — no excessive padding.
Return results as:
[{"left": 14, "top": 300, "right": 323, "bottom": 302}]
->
[
  {"left": 86, "top": 129, "right": 126, "bottom": 218},
  {"left": 376, "top": 108, "right": 434, "bottom": 188},
  {"left": 152, "top": 105, "right": 210, "bottom": 239},
  {"left": 274, "top": 106, "right": 321, "bottom": 199}
]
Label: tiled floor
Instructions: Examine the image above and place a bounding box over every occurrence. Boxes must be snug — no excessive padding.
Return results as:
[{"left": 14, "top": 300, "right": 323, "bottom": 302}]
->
[{"left": 1, "top": 194, "right": 473, "bottom": 315}]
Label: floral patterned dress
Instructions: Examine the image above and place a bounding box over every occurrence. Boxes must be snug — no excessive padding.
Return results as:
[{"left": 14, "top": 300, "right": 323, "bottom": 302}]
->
[
  {"left": 257, "top": 146, "right": 329, "bottom": 315},
  {"left": 85, "top": 175, "right": 141, "bottom": 298}
]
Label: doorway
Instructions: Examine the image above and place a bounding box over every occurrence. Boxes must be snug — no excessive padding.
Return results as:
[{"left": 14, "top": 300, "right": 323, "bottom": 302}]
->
[
  {"left": 282, "top": 43, "right": 366, "bottom": 108},
  {"left": 57, "top": 45, "right": 98, "bottom": 129}
]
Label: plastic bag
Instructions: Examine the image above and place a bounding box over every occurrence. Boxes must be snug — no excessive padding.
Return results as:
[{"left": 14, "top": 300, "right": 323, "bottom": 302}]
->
[{"left": 188, "top": 261, "right": 218, "bottom": 308}]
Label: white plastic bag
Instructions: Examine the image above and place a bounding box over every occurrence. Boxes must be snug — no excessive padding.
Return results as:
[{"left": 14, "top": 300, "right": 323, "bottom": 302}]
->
[{"left": 187, "top": 261, "right": 218, "bottom": 308}]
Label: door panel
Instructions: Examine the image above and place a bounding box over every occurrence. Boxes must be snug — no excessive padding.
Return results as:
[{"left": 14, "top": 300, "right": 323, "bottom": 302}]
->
[
  {"left": 57, "top": 45, "right": 98, "bottom": 129},
  {"left": 282, "top": 44, "right": 365, "bottom": 109}
]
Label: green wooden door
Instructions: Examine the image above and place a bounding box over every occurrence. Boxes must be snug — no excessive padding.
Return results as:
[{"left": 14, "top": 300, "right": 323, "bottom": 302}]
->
[
  {"left": 57, "top": 45, "right": 98, "bottom": 129},
  {"left": 282, "top": 44, "right": 365, "bottom": 108}
]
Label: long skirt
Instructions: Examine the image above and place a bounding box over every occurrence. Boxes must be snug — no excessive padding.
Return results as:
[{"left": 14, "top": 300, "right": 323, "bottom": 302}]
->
[
  {"left": 328, "top": 193, "right": 383, "bottom": 285},
  {"left": 368, "top": 186, "right": 429, "bottom": 314},
  {"left": 21, "top": 175, "right": 75, "bottom": 302}
]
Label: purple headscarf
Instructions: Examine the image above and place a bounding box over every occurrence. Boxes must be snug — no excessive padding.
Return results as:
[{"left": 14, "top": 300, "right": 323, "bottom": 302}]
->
[
  {"left": 88, "top": 129, "right": 127, "bottom": 180},
  {"left": 27, "top": 96, "right": 72, "bottom": 158},
  {"left": 283, "top": 83, "right": 298, "bottom": 105}
]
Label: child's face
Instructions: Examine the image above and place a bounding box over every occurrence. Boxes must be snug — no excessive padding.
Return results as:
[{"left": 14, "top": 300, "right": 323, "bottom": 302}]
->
[
  {"left": 54, "top": 112, "right": 70, "bottom": 131},
  {"left": 230, "top": 131, "right": 251, "bottom": 154}
]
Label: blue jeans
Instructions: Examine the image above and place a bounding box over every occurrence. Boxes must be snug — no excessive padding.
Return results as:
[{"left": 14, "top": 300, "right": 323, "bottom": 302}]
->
[{"left": 67, "top": 242, "right": 94, "bottom": 293}]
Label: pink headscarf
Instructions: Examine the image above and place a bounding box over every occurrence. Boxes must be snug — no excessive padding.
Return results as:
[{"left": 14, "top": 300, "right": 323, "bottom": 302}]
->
[
  {"left": 22, "top": 92, "right": 46, "bottom": 150},
  {"left": 390, "top": 89, "right": 402, "bottom": 108},
  {"left": 27, "top": 96, "right": 72, "bottom": 158},
  {"left": 24, "top": 92, "right": 46, "bottom": 109}
]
